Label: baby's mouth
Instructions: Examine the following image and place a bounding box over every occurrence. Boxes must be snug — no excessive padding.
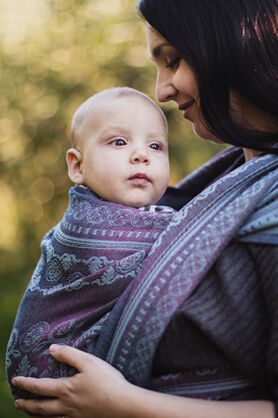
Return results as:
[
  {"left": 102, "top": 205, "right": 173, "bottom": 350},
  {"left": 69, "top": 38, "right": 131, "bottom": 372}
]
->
[{"left": 129, "top": 173, "right": 150, "bottom": 185}]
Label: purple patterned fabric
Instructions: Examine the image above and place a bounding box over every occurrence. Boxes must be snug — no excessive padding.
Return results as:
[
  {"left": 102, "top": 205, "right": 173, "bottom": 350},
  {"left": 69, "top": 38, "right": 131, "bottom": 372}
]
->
[
  {"left": 95, "top": 147, "right": 278, "bottom": 398},
  {"left": 6, "top": 186, "right": 173, "bottom": 398}
]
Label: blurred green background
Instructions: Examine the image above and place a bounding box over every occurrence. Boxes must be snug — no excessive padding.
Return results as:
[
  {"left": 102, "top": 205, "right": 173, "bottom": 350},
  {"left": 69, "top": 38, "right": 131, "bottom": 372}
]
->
[{"left": 0, "top": 0, "right": 224, "bottom": 416}]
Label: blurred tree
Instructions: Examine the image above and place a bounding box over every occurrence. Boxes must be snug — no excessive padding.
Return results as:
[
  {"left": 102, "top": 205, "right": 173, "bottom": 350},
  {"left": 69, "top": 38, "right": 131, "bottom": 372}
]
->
[{"left": 0, "top": 0, "right": 225, "bottom": 415}]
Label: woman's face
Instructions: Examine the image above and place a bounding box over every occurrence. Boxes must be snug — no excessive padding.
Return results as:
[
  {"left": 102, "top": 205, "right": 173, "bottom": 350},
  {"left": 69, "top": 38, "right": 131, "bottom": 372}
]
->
[
  {"left": 146, "top": 25, "right": 221, "bottom": 143},
  {"left": 146, "top": 25, "right": 278, "bottom": 150}
]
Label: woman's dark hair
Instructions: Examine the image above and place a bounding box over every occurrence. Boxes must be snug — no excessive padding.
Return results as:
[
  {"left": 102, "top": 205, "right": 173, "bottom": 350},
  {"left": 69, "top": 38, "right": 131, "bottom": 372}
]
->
[{"left": 138, "top": 0, "right": 278, "bottom": 153}]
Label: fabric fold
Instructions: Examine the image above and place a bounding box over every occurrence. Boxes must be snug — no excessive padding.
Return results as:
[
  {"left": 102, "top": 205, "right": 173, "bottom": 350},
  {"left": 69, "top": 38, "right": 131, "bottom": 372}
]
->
[
  {"left": 6, "top": 186, "right": 173, "bottom": 398},
  {"left": 95, "top": 147, "right": 278, "bottom": 397}
]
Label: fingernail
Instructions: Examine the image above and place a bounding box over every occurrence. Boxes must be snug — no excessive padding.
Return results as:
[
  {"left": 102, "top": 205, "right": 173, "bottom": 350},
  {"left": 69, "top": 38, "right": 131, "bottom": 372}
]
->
[
  {"left": 49, "top": 344, "right": 58, "bottom": 353},
  {"left": 14, "top": 400, "right": 20, "bottom": 409}
]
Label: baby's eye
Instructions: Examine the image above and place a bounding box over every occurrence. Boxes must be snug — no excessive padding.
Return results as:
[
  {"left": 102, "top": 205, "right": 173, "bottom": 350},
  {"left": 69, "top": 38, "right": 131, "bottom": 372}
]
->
[
  {"left": 149, "top": 143, "right": 160, "bottom": 150},
  {"left": 111, "top": 138, "right": 127, "bottom": 146}
]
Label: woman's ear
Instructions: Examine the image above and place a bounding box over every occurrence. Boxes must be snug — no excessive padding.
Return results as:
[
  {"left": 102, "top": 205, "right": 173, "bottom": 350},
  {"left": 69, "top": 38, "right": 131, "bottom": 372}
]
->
[{"left": 66, "top": 148, "right": 84, "bottom": 184}]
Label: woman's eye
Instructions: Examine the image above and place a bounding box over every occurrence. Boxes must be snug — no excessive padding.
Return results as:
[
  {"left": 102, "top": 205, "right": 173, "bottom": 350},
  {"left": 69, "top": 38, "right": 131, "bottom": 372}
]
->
[
  {"left": 111, "top": 138, "right": 126, "bottom": 146},
  {"left": 166, "top": 57, "right": 180, "bottom": 69},
  {"left": 149, "top": 143, "right": 160, "bottom": 150}
]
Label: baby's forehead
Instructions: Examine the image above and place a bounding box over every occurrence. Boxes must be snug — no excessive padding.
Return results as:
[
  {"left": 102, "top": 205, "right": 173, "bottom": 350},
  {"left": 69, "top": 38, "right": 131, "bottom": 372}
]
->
[
  {"left": 72, "top": 90, "right": 168, "bottom": 143},
  {"left": 90, "top": 91, "right": 157, "bottom": 112},
  {"left": 92, "top": 93, "right": 167, "bottom": 129}
]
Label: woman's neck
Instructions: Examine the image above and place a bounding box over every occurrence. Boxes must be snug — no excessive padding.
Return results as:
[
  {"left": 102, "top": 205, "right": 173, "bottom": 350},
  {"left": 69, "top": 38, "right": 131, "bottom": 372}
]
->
[
  {"left": 231, "top": 92, "right": 278, "bottom": 162},
  {"left": 243, "top": 148, "right": 262, "bottom": 162}
]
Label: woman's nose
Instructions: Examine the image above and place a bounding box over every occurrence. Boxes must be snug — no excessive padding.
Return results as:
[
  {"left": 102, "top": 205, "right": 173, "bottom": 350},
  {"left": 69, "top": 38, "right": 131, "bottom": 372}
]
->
[
  {"left": 130, "top": 148, "right": 150, "bottom": 164},
  {"left": 156, "top": 71, "right": 177, "bottom": 103}
]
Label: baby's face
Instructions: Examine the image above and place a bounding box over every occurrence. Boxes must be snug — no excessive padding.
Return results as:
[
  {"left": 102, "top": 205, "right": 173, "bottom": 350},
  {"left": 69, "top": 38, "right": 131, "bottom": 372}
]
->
[{"left": 79, "top": 96, "right": 169, "bottom": 207}]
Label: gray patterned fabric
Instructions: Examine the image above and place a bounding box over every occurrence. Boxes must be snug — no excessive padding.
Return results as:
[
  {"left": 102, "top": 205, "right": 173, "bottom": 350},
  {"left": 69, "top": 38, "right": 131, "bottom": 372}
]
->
[
  {"left": 95, "top": 146, "right": 278, "bottom": 402},
  {"left": 6, "top": 186, "right": 174, "bottom": 399},
  {"left": 153, "top": 241, "right": 278, "bottom": 403}
]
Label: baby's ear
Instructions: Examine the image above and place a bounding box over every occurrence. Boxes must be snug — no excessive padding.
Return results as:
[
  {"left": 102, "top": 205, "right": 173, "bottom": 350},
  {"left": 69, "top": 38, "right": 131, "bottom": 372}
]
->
[{"left": 66, "top": 148, "right": 84, "bottom": 184}]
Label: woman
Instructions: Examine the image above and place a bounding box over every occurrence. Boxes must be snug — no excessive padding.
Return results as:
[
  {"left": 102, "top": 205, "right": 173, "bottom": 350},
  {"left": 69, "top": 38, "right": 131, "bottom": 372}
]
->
[{"left": 11, "top": 0, "right": 278, "bottom": 416}]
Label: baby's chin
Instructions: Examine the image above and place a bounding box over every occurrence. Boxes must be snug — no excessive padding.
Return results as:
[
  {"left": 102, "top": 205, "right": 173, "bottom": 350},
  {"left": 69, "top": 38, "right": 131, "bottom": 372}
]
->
[
  {"left": 99, "top": 186, "right": 166, "bottom": 208},
  {"left": 116, "top": 197, "right": 159, "bottom": 209},
  {"left": 122, "top": 201, "right": 155, "bottom": 209},
  {"left": 107, "top": 191, "right": 161, "bottom": 209}
]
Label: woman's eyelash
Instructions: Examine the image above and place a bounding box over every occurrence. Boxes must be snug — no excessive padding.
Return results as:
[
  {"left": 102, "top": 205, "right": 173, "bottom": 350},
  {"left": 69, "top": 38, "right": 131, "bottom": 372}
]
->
[{"left": 166, "top": 57, "right": 180, "bottom": 68}]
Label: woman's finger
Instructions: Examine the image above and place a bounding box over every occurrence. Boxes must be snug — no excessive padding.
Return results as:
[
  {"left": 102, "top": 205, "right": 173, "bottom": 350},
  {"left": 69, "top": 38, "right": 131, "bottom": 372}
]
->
[
  {"left": 29, "top": 416, "right": 62, "bottom": 418},
  {"left": 14, "top": 397, "right": 65, "bottom": 417},
  {"left": 49, "top": 344, "right": 94, "bottom": 372},
  {"left": 12, "top": 375, "right": 69, "bottom": 398},
  {"left": 49, "top": 344, "right": 104, "bottom": 373},
  {"left": 12, "top": 345, "right": 95, "bottom": 398}
]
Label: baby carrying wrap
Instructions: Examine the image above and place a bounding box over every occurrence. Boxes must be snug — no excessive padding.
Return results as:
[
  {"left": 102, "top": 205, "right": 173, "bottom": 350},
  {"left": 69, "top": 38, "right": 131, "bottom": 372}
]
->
[
  {"left": 6, "top": 146, "right": 278, "bottom": 401},
  {"left": 6, "top": 186, "right": 173, "bottom": 398},
  {"left": 94, "top": 146, "right": 278, "bottom": 399}
]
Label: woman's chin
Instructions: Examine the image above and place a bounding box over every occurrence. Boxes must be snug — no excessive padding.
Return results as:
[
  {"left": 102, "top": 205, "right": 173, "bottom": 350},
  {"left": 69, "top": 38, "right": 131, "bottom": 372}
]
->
[{"left": 192, "top": 124, "right": 223, "bottom": 144}]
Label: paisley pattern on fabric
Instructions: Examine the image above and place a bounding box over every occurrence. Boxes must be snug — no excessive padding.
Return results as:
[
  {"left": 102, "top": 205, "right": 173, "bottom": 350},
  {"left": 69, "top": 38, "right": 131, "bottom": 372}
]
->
[
  {"left": 6, "top": 186, "right": 174, "bottom": 399},
  {"left": 94, "top": 147, "right": 278, "bottom": 399}
]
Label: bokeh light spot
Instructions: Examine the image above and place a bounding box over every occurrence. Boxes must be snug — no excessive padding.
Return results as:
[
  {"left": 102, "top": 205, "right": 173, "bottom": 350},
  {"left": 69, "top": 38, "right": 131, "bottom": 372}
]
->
[{"left": 31, "top": 177, "right": 55, "bottom": 204}]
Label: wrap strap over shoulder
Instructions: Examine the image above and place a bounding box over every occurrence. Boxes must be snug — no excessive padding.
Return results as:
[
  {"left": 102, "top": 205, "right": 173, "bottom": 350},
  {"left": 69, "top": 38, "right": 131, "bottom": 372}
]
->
[{"left": 95, "top": 147, "right": 278, "bottom": 393}]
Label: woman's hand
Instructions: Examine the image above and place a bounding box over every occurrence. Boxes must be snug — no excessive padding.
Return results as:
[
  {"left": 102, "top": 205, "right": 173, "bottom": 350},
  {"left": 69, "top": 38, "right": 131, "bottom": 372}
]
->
[
  {"left": 12, "top": 344, "right": 275, "bottom": 418},
  {"left": 12, "top": 344, "right": 131, "bottom": 418}
]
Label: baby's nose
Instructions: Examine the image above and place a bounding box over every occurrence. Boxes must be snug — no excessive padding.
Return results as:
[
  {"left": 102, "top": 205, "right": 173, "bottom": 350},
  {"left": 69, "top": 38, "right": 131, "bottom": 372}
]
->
[{"left": 130, "top": 148, "right": 150, "bottom": 164}]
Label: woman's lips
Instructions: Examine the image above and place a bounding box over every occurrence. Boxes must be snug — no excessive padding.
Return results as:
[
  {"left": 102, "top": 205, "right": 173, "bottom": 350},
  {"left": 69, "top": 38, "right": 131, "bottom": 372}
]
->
[
  {"left": 129, "top": 173, "right": 150, "bottom": 185},
  {"left": 179, "top": 100, "right": 195, "bottom": 121}
]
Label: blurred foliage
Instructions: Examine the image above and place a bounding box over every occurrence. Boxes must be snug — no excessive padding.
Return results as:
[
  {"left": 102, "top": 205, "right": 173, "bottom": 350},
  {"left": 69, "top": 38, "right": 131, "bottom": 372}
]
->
[{"left": 0, "top": 0, "right": 225, "bottom": 415}]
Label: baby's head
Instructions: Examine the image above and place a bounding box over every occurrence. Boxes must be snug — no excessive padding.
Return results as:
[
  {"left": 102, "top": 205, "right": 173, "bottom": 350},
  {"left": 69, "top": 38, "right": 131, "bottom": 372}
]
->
[{"left": 67, "top": 87, "right": 169, "bottom": 208}]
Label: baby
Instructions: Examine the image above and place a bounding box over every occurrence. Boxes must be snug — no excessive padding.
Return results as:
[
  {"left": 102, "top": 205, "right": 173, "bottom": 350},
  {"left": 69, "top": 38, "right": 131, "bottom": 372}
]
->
[
  {"left": 6, "top": 87, "right": 175, "bottom": 398},
  {"left": 67, "top": 87, "right": 170, "bottom": 208}
]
